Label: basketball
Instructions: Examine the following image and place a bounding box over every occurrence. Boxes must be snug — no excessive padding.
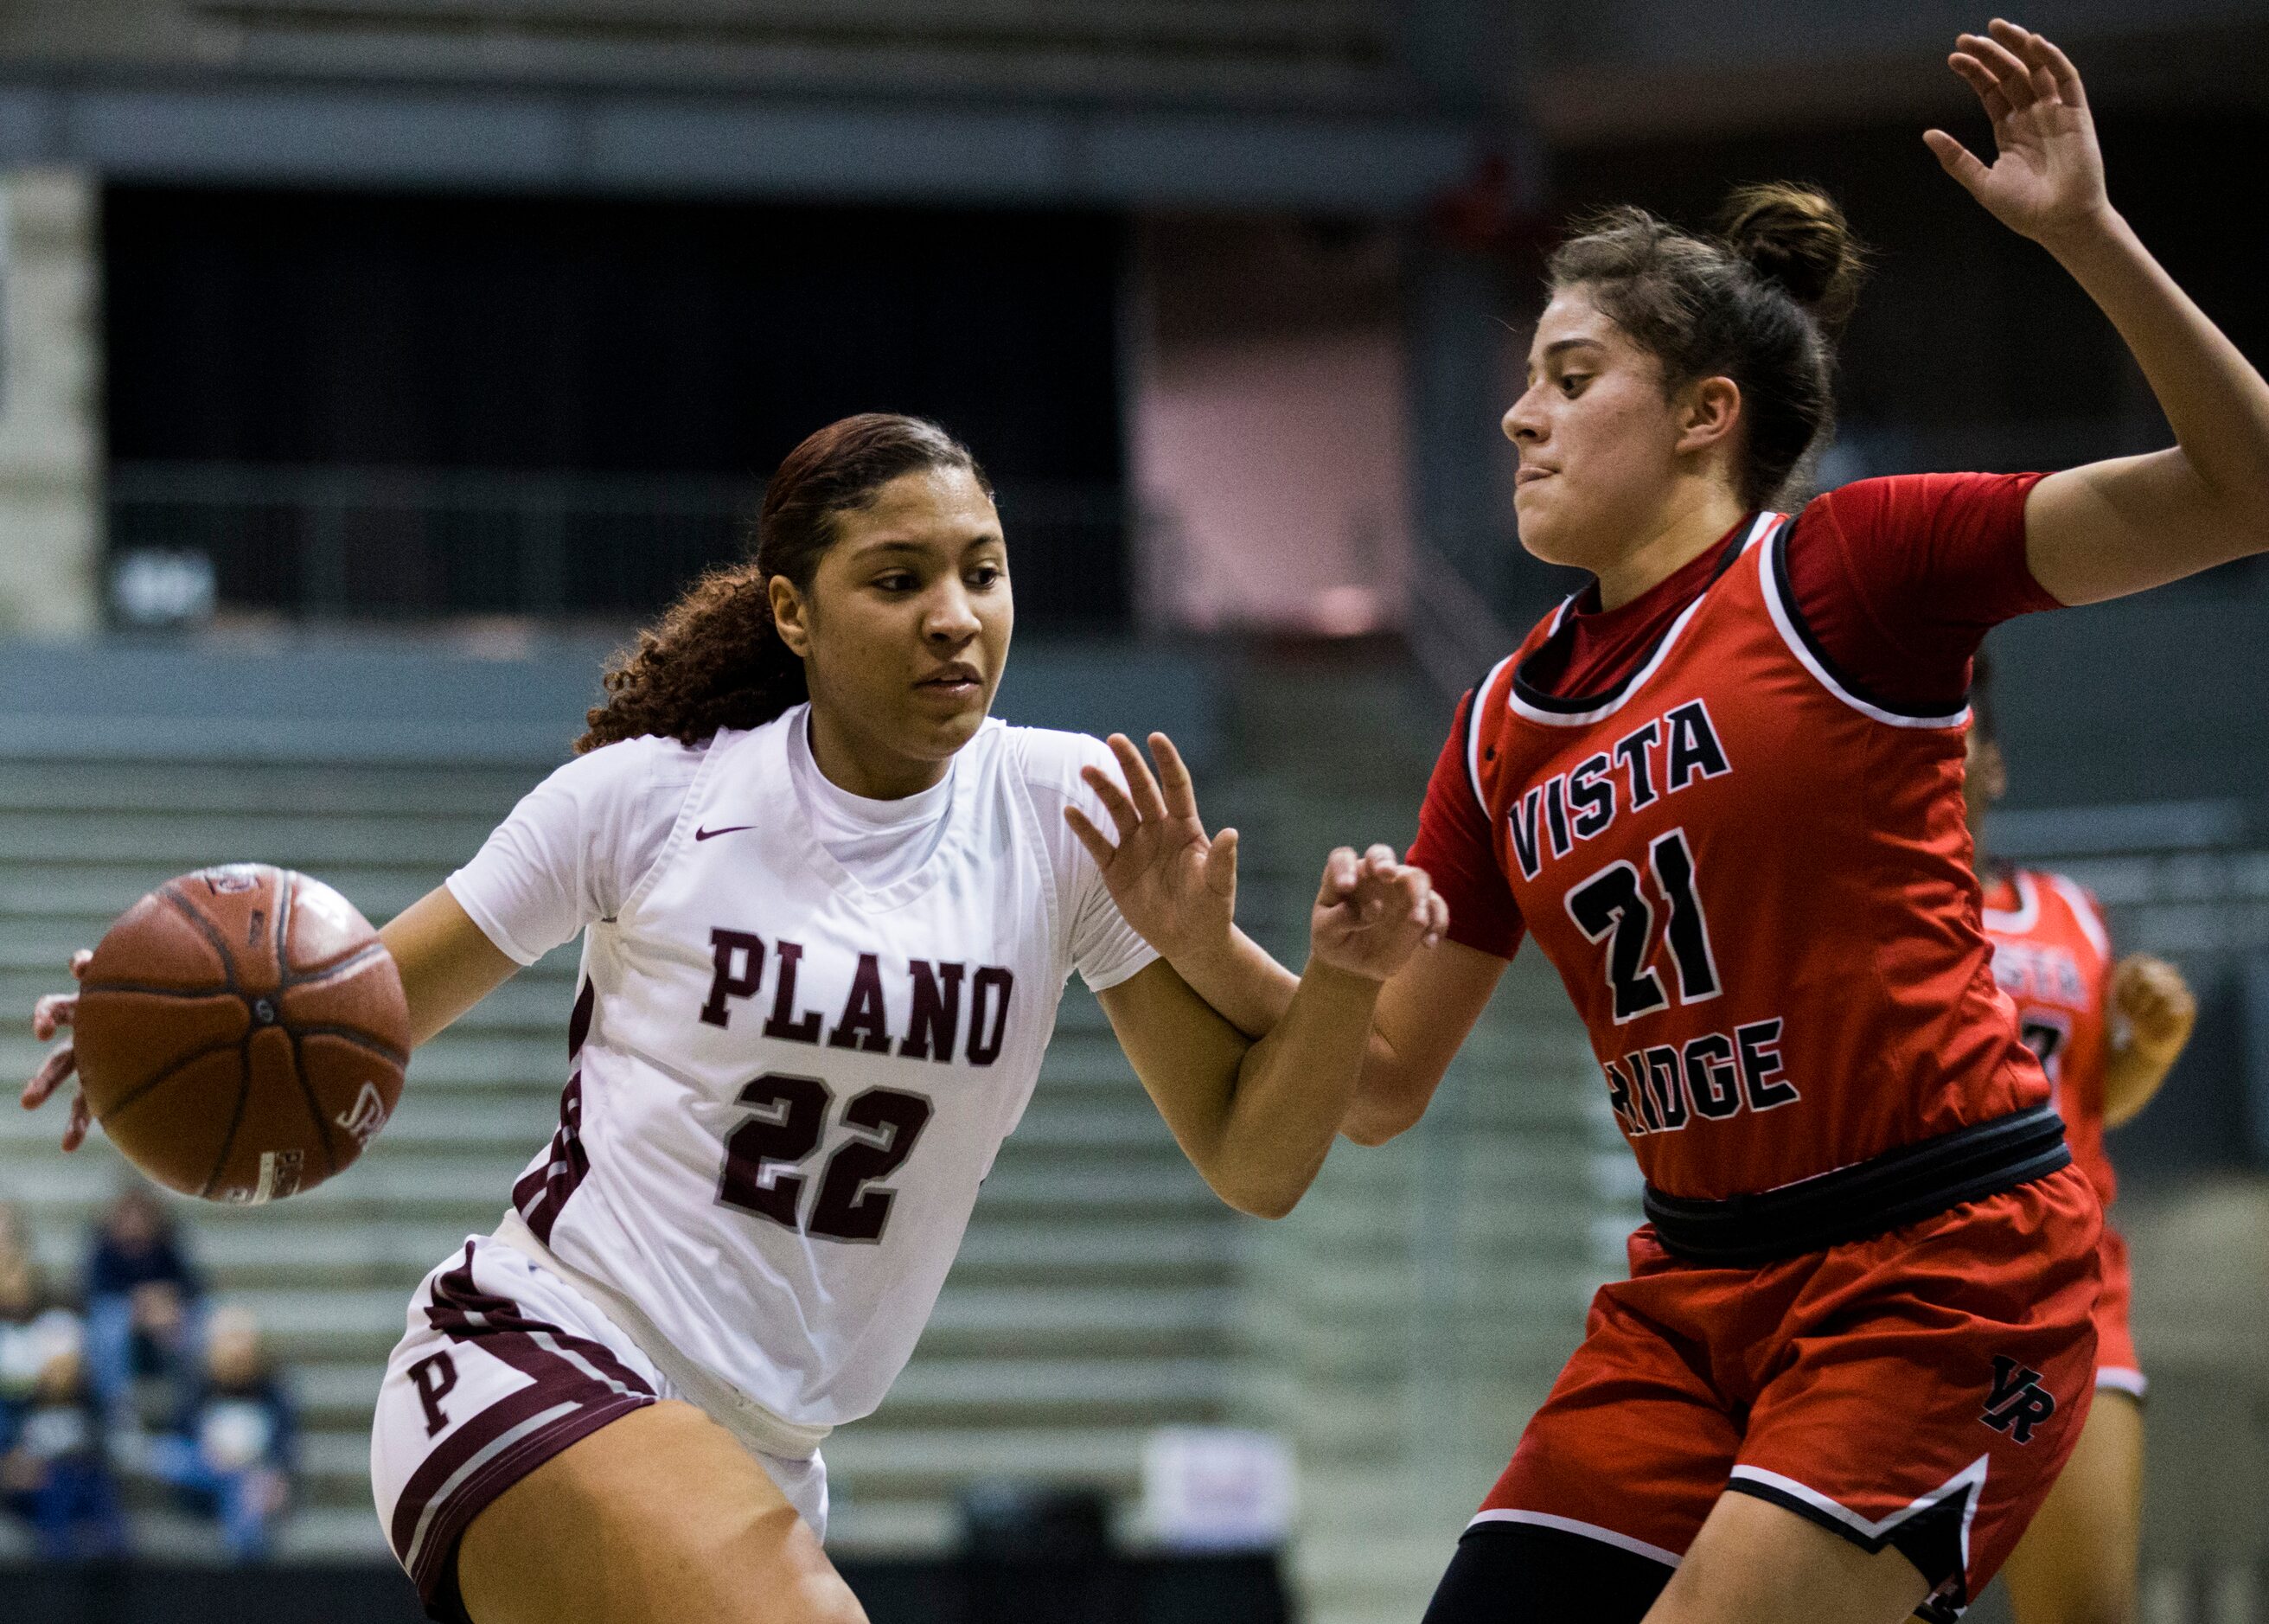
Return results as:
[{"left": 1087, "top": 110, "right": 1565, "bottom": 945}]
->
[{"left": 72, "top": 864, "right": 410, "bottom": 1204}]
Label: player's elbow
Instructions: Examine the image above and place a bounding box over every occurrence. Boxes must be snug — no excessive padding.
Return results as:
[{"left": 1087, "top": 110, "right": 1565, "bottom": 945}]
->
[
  {"left": 1339, "top": 1069, "right": 1436, "bottom": 1146},
  {"left": 1200, "top": 1158, "right": 1313, "bottom": 1220}
]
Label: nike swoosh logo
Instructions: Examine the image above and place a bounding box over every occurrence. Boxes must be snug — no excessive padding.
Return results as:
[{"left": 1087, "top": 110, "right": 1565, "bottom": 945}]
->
[{"left": 693, "top": 824, "right": 756, "bottom": 841}]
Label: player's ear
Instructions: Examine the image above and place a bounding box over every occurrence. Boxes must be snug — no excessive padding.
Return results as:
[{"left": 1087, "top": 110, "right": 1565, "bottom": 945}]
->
[
  {"left": 768, "top": 573, "right": 813, "bottom": 660},
  {"left": 1673, "top": 375, "right": 1742, "bottom": 458}
]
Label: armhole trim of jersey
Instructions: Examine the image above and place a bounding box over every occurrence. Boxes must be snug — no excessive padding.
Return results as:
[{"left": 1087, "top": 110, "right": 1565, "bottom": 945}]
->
[
  {"left": 1981, "top": 867, "right": 2041, "bottom": 934},
  {"left": 2048, "top": 873, "right": 2111, "bottom": 960},
  {"left": 1465, "top": 655, "right": 1516, "bottom": 814},
  {"left": 1757, "top": 519, "right": 1972, "bottom": 730},
  {"left": 616, "top": 730, "right": 727, "bottom": 920}
]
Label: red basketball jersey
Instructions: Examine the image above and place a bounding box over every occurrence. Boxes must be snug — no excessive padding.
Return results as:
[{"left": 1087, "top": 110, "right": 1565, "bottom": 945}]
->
[
  {"left": 1454, "top": 513, "right": 2048, "bottom": 1200},
  {"left": 1980, "top": 868, "right": 2117, "bottom": 1210}
]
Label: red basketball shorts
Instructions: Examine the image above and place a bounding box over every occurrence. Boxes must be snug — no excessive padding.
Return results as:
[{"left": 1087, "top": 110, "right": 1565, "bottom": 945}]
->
[
  {"left": 1475, "top": 1163, "right": 2102, "bottom": 1621},
  {"left": 2091, "top": 1222, "right": 2143, "bottom": 1399}
]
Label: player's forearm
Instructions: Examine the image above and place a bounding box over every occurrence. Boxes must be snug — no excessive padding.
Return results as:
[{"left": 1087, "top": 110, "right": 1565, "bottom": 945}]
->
[
  {"left": 2050, "top": 210, "right": 2269, "bottom": 548},
  {"left": 2100, "top": 1036, "right": 2178, "bottom": 1128},
  {"left": 1164, "top": 927, "right": 1300, "bottom": 1040},
  {"left": 1201, "top": 961, "right": 1384, "bottom": 1218}
]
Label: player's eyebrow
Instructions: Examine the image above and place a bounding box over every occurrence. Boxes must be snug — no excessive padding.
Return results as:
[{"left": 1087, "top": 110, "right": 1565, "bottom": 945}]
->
[{"left": 1527, "top": 336, "right": 1607, "bottom": 382}]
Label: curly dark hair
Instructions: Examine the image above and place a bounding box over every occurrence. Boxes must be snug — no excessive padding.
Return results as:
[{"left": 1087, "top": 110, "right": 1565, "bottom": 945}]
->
[
  {"left": 1548, "top": 182, "right": 1868, "bottom": 508},
  {"left": 577, "top": 414, "right": 994, "bottom": 753}
]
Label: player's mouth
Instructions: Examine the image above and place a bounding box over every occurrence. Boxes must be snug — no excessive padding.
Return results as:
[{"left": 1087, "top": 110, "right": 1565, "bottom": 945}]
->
[
  {"left": 1515, "top": 464, "right": 1557, "bottom": 488},
  {"left": 914, "top": 663, "right": 984, "bottom": 700}
]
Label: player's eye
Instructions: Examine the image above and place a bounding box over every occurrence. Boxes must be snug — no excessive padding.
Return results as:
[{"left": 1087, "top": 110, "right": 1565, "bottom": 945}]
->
[
  {"left": 1559, "top": 372, "right": 1589, "bottom": 396},
  {"left": 873, "top": 572, "right": 919, "bottom": 593},
  {"left": 967, "top": 562, "right": 1005, "bottom": 589}
]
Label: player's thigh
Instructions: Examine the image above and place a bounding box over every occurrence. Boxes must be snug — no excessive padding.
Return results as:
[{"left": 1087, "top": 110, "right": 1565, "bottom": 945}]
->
[
  {"left": 1646, "top": 1489, "right": 1930, "bottom": 1624},
  {"left": 2000, "top": 1391, "right": 2144, "bottom": 1624},
  {"left": 456, "top": 1399, "right": 865, "bottom": 1624}
]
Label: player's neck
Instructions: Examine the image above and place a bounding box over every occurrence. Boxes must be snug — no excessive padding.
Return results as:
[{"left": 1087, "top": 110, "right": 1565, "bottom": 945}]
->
[
  {"left": 1591, "top": 485, "right": 1748, "bottom": 612},
  {"left": 803, "top": 705, "right": 951, "bottom": 801}
]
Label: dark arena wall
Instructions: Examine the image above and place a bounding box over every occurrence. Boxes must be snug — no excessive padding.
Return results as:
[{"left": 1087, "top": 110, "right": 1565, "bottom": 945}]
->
[{"left": 101, "top": 186, "right": 1132, "bottom": 630}]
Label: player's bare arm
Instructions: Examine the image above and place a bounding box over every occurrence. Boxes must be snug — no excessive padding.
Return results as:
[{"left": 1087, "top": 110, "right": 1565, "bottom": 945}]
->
[
  {"left": 1077, "top": 740, "right": 1448, "bottom": 1216},
  {"left": 1066, "top": 730, "right": 1488, "bottom": 1156},
  {"left": 20, "top": 885, "right": 514, "bottom": 1153},
  {"left": 1927, "top": 21, "right": 2269, "bottom": 602},
  {"left": 2100, "top": 952, "right": 2195, "bottom": 1127}
]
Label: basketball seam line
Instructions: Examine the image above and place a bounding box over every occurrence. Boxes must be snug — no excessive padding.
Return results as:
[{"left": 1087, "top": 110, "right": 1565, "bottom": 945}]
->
[
  {"left": 278, "top": 939, "right": 390, "bottom": 994},
  {"left": 290, "top": 1023, "right": 409, "bottom": 1068},
  {"left": 157, "top": 882, "right": 242, "bottom": 994},
  {"left": 95, "top": 1037, "right": 248, "bottom": 1122},
  {"left": 284, "top": 1027, "right": 342, "bottom": 1180},
  {"left": 198, "top": 1033, "right": 257, "bottom": 1200}
]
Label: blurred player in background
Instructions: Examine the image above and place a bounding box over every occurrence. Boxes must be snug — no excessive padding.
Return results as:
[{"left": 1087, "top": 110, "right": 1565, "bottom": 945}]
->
[
  {"left": 1089, "top": 20, "right": 2269, "bottom": 1624},
  {"left": 26, "top": 412, "right": 1443, "bottom": 1624},
  {"left": 1967, "top": 657, "right": 2195, "bottom": 1624}
]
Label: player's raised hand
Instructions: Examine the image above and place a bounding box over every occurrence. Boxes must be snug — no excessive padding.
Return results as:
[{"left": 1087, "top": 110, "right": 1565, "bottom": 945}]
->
[
  {"left": 22, "top": 949, "right": 94, "bottom": 1152},
  {"left": 1926, "top": 21, "right": 2109, "bottom": 250},
  {"left": 1308, "top": 844, "right": 1448, "bottom": 984},
  {"left": 2112, "top": 952, "right": 2195, "bottom": 1069},
  {"left": 1065, "top": 732, "right": 1239, "bottom": 964}
]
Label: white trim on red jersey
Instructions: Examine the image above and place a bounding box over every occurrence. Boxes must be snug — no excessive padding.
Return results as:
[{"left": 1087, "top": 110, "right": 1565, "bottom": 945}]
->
[
  {"left": 1505, "top": 513, "right": 1783, "bottom": 730},
  {"left": 1981, "top": 868, "right": 2042, "bottom": 935},
  {"left": 1756, "top": 520, "right": 1972, "bottom": 732}
]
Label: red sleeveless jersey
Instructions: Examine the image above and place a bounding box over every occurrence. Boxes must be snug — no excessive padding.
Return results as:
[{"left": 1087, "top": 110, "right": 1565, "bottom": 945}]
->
[
  {"left": 1980, "top": 869, "right": 2117, "bottom": 1210},
  {"left": 1455, "top": 513, "right": 2048, "bottom": 1200}
]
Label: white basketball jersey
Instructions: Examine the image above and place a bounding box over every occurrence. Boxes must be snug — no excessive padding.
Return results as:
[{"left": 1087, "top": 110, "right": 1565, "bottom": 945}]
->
[{"left": 492, "top": 711, "right": 1145, "bottom": 1429}]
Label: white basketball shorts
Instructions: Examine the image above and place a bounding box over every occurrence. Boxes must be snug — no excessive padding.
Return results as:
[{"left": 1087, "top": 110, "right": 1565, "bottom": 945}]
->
[{"left": 371, "top": 1233, "right": 828, "bottom": 1622}]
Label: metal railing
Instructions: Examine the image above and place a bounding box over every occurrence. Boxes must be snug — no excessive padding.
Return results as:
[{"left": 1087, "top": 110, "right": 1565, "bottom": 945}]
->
[{"left": 107, "top": 462, "right": 1131, "bottom": 629}]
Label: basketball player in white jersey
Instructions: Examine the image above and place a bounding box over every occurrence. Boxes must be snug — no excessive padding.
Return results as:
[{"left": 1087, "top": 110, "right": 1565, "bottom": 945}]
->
[{"left": 24, "top": 413, "right": 1448, "bottom": 1624}]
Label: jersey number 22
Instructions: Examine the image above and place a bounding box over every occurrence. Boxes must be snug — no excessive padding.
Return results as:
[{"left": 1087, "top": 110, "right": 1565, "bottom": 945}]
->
[{"left": 715, "top": 1072, "right": 934, "bottom": 1244}]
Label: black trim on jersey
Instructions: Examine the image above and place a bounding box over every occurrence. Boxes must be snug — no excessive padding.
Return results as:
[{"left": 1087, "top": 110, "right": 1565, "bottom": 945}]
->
[
  {"left": 1719, "top": 1476, "right": 1973, "bottom": 1613},
  {"left": 1422, "top": 1520, "right": 1673, "bottom": 1624},
  {"left": 1643, "top": 1103, "right": 2070, "bottom": 1267},
  {"left": 1459, "top": 671, "right": 1491, "bottom": 815},
  {"left": 1510, "top": 517, "right": 1757, "bottom": 716},
  {"left": 1766, "top": 517, "right": 1970, "bottom": 721}
]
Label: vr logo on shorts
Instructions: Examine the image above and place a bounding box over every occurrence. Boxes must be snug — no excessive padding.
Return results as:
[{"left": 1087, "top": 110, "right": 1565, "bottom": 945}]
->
[{"left": 1980, "top": 1354, "right": 2055, "bottom": 1443}]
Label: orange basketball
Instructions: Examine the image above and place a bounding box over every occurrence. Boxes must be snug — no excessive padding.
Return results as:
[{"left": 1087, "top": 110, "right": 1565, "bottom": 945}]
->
[{"left": 73, "top": 864, "right": 410, "bottom": 1204}]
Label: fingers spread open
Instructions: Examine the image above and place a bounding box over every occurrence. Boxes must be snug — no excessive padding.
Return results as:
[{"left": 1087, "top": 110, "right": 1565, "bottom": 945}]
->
[
  {"left": 62, "top": 1090, "right": 91, "bottom": 1153},
  {"left": 1146, "top": 733, "right": 1199, "bottom": 822},
  {"left": 1923, "top": 128, "right": 1990, "bottom": 192},
  {"left": 1948, "top": 53, "right": 2015, "bottom": 123},
  {"left": 22, "top": 1042, "right": 78, "bottom": 1109},
  {"left": 1207, "top": 828, "right": 1240, "bottom": 896},
  {"left": 31, "top": 992, "right": 77, "bottom": 1043},
  {"left": 1062, "top": 805, "right": 1117, "bottom": 870},
  {"left": 1959, "top": 32, "right": 2036, "bottom": 105},
  {"left": 2023, "top": 29, "right": 2087, "bottom": 107},
  {"left": 1080, "top": 762, "right": 1141, "bottom": 840},
  {"left": 1106, "top": 733, "right": 1170, "bottom": 824},
  {"left": 69, "top": 949, "right": 92, "bottom": 979},
  {"left": 1318, "top": 847, "right": 1359, "bottom": 903}
]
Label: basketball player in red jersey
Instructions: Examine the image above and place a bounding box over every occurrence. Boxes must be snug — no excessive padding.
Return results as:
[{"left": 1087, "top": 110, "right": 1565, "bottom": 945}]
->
[
  {"left": 1965, "top": 664, "right": 2195, "bottom": 1624},
  {"left": 1070, "top": 20, "right": 2269, "bottom": 1624}
]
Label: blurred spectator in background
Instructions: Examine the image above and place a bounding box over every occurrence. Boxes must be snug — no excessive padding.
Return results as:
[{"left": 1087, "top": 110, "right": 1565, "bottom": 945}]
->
[
  {"left": 0, "top": 1208, "right": 85, "bottom": 1413},
  {"left": 149, "top": 1306, "right": 296, "bottom": 1562},
  {"left": 82, "top": 1185, "right": 204, "bottom": 1434},
  {"left": 0, "top": 1341, "right": 124, "bottom": 1562}
]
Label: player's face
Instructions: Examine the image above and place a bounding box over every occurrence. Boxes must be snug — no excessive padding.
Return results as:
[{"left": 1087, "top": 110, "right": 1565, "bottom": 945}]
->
[
  {"left": 1503, "top": 287, "right": 1693, "bottom": 571},
  {"left": 779, "top": 465, "right": 1013, "bottom": 797}
]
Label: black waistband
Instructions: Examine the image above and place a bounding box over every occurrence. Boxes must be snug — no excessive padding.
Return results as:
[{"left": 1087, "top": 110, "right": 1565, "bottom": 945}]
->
[{"left": 1642, "top": 1104, "right": 2072, "bottom": 1268}]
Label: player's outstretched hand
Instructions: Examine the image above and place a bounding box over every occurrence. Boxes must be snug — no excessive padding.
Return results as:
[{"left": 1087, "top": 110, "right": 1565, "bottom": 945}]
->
[
  {"left": 1066, "top": 732, "right": 1239, "bottom": 965},
  {"left": 2112, "top": 952, "right": 2195, "bottom": 1070},
  {"left": 1308, "top": 845, "right": 1448, "bottom": 984},
  {"left": 1925, "top": 20, "right": 2109, "bottom": 251},
  {"left": 22, "top": 949, "right": 94, "bottom": 1152}
]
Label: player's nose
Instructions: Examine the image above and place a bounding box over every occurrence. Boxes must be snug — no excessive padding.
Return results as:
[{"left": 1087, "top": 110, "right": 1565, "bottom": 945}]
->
[
  {"left": 1503, "top": 388, "right": 1546, "bottom": 444},
  {"left": 922, "top": 583, "right": 983, "bottom": 643}
]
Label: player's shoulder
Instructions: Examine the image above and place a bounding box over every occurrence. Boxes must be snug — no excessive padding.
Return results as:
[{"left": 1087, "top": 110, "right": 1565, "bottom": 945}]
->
[
  {"left": 987, "top": 719, "right": 1116, "bottom": 799},
  {"left": 543, "top": 732, "right": 713, "bottom": 795},
  {"left": 2030, "top": 867, "right": 2111, "bottom": 959}
]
